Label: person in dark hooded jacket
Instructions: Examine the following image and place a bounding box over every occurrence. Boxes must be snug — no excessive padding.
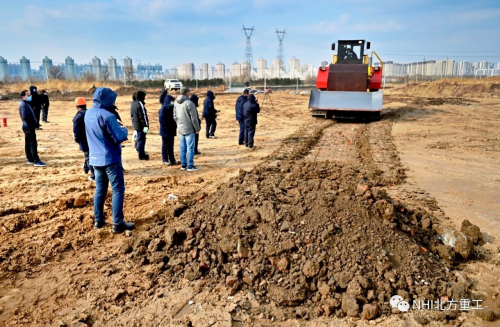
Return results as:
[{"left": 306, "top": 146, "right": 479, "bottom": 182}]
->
[
  {"left": 40, "top": 90, "right": 50, "bottom": 123},
  {"left": 202, "top": 90, "right": 219, "bottom": 138},
  {"left": 235, "top": 89, "right": 249, "bottom": 145},
  {"left": 189, "top": 94, "right": 202, "bottom": 155},
  {"left": 130, "top": 90, "right": 150, "bottom": 160},
  {"left": 159, "top": 93, "right": 180, "bottom": 165},
  {"left": 72, "top": 97, "right": 95, "bottom": 181},
  {"left": 243, "top": 94, "right": 260, "bottom": 148},
  {"left": 29, "top": 86, "right": 43, "bottom": 129}
]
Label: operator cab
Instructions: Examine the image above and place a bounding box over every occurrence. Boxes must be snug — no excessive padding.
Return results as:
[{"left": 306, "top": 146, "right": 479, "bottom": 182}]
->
[{"left": 332, "top": 40, "right": 370, "bottom": 64}]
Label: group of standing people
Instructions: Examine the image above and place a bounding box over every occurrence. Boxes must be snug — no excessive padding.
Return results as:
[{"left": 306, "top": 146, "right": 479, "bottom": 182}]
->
[
  {"left": 18, "top": 85, "right": 262, "bottom": 234},
  {"left": 235, "top": 89, "right": 261, "bottom": 148}
]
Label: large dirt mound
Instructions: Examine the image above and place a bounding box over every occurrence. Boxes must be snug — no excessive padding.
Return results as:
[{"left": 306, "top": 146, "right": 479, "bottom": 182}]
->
[{"left": 119, "top": 157, "right": 484, "bottom": 322}]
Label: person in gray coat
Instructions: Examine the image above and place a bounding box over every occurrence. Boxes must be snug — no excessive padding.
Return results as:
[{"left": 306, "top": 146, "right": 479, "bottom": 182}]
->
[{"left": 173, "top": 86, "right": 201, "bottom": 171}]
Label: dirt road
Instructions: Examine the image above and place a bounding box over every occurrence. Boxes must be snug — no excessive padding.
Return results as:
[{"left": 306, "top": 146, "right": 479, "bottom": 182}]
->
[{"left": 0, "top": 87, "right": 498, "bottom": 326}]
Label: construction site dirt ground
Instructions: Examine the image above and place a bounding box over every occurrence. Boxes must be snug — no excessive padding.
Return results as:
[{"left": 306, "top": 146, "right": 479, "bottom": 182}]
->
[{"left": 0, "top": 86, "right": 499, "bottom": 326}]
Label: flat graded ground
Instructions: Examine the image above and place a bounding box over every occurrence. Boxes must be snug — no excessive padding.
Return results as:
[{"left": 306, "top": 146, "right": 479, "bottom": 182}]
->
[{"left": 0, "top": 86, "right": 498, "bottom": 326}]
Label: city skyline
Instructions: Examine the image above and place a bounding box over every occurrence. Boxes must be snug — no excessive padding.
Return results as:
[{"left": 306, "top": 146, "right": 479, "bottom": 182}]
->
[
  {"left": 2, "top": 53, "right": 499, "bottom": 83},
  {"left": 0, "top": 0, "right": 498, "bottom": 70}
]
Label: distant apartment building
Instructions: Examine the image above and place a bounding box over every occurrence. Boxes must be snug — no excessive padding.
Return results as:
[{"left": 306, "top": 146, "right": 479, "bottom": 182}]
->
[
  {"left": 216, "top": 62, "right": 225, "bottom": 79},
  {"left": 136, "top": 63, "right": 163, "bottom": 80},
  {"left": 201, "top": 62, "right": 208, "bottom": 79},
  {"left": 256, "top": 58, "right": 267, "bottom": 79},
  {"left": 456, "top": 61, "right": 474, "bottom": 76},
  {"left": 0, "top": 56, "right": 8, "bottom": 80},
  {"left": 123, "top": 56, "right": 133, "bottom": 68},
  {"left": 474, "top": 61, "right": 494, "bottom": 70},
  {"left": 231, "top": 62, "right": 241, "bottom": 78},
  {"left": 176, "top": 63, "right": 195, "bottom": 79},
  {"left": 435, "top": 60, "right": 455, "bottom": 77},
  {"left": 42, "top": 56, "right": 53, "bottom": 80},
  {"left": 91, "top": 56, "right": 101, "bottom": 79},
  {"left": 272, "top": 58, "right": 285, "bottom": 78},
  {"left": 20, "top": 56, "right": 31, "bottom": 80},
  {"left": 108, "top": 57, "right": 118, "bottom": 80},
  {"left": 195, "top": 67, "right": 202, "bottom": 80},
  {"left": 208, "top": 65, "right": 215, "bottom": 79},
  {"left": 65, "top": 56, "right": 76, "bottom": 80},
  {"left": 289, "top": 57, "right": 300, "bottom": 78}
]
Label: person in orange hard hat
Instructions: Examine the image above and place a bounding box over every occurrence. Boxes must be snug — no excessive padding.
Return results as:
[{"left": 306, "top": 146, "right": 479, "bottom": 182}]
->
[{"left": 72, "top": 97, "right": 95, "bottom": 181}]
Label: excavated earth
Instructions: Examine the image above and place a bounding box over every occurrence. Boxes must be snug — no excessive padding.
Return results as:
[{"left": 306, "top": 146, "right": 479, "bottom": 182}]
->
[{"left": 0, "top": 87, "right": 499, "bottom": 326}]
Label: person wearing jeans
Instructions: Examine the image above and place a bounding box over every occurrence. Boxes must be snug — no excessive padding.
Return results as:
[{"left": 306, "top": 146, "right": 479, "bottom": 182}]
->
[
  {"left": 189, "top": 94, "right": 202, "bottom": 155},
  {"left": 173, "top": 86, "right": 201, "bottom": 172},
  {"left": 93, "top": 162, "right": 125, "bottom": 226},
  {"left": 85, "top": 87, "right": 134, "bottom": 234},
  {"left": 18, "top": 90, "right": 46, "bottom": 167},
  {"left": 178, "top": 133, "right": 196, "bottom": 169}
]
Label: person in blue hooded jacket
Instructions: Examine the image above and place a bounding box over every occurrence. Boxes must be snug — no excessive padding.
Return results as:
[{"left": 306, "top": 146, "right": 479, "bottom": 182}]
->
[
  {"left": 235, "top": 89, "right": 249, "bottom": 145},
  {"left": 18, "top": 90, "right": 46, "bottom": 167},
  {"left": 243, "top": 94, "right": 260, "bottom": 148},
  {"left": 159, "top": 93, "right": 180, "bottom": 166},
  {"left": 202, "top": 90, "right": 219, "bottom": 139},
  {"left": 84, "top": 87, "right": 134, "bottom": 234}
]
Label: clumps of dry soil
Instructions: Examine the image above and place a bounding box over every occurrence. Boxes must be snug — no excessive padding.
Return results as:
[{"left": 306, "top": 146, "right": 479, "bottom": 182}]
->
[{"left": 118, "top": 159, "right": 489, "bottom": 322}]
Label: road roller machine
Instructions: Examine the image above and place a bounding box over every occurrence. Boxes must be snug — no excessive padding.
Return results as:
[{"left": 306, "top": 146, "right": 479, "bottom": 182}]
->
[{"left": 309, "top": 40, "right": 383, "bottom": 120}]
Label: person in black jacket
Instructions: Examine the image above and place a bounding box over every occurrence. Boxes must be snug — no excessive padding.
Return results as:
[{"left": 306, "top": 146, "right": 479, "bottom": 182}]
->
[
  {"left": 235, "top": 89, "right": 249, "bottom": 145},
  {"left": 40, "top": 89, "right": 50, "bottom": 123},
  {"left": 159, "top": 94, "right": 180, "bottom": 165},
  {"left": 189, "top": 94, "right": 202, "bottom": 155},
  {"left": 18, "top": 90, "right": 46, "bottom": 166},
  {"left": 72, "top": 97, "right": 95, "bottom": 181},
  {"left": 29, "top": 85, "right": 43, "bottom": 130},
  {"left": 130, "top": 90, "right": 150, "bottom": 160},
  {"left": 202, "top": 90, "right": 219, "bottom": 139},
  {"left": 243, "top": 94, "right": 260, "bottom": 148}
]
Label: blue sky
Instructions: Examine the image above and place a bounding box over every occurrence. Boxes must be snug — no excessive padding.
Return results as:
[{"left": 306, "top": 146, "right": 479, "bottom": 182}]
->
[{"left": 1, "top": 0, "right": 499, "bottom": 68}]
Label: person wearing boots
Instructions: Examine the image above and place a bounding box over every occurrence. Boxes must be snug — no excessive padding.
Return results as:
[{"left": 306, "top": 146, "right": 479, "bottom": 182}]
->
[
  {"left": 18, "top": 90, "right": 46, "bottom": 167},
  {"left": 72, "top": 97, "right": 95, "bottom": 181},
  {"left": 130, "top": 90, "right": 150, "bottom": 160},
  {"left": 85, "top": 87, "right": 134, "bottom": 234},
  {"left": 189, "top": 93, "right": 202, "bottom": 155},
  {"left": 202, "top": 90, "right": 219, "bottom": 139}
]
